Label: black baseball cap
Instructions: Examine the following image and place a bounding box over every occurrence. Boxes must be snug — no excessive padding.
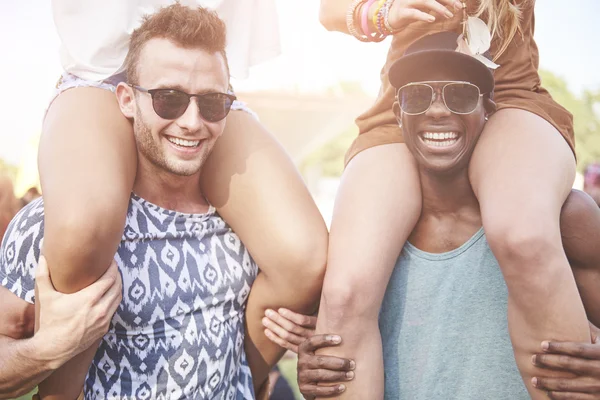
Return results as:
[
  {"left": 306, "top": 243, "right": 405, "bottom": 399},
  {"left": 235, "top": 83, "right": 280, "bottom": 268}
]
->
[{"left": 389, "top": 31, "right": 495, "bottom": 94}]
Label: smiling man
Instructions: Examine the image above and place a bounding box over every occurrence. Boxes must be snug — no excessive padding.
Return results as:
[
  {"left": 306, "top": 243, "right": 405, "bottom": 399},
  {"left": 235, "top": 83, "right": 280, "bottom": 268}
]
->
[
  {"left": 0, "top": 4, "right": 316, "bottom": 399},
  {"left": 263, "top": 32, "right": 600, "bottom": 400}
]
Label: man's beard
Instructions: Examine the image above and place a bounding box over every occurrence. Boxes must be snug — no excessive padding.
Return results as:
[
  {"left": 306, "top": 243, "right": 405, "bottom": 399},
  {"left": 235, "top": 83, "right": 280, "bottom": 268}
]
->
[{"left": 133, "top": 111, "right": 203, "bottom": 177}]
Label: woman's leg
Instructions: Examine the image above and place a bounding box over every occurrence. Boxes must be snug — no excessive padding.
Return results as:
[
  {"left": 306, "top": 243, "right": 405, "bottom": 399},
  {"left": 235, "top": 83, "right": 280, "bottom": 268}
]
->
[
  {"left": 315, "top": 143, "right": 421, "bottom": 399},
  {"left": 469, "top": 108, "right": 589, "bottom": 399},
  {"left": 37, "top": 87, "right": 135, "bottom": 398},
  {"left": 39, "top": 87, "right": 136, "bottom": 293}
]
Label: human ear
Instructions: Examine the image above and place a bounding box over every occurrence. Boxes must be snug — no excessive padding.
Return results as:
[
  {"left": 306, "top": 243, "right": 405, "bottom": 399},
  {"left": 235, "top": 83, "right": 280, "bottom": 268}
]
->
[
  {"left": 483, "top": 96, "right": 497, "bottom": 116},
  {"left": 115, "top": 82, "right": 136, "bottom": 119}
]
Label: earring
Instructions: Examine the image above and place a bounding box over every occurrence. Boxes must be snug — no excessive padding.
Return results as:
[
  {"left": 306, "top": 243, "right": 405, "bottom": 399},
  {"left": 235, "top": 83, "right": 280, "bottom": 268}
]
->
[{"left": 484, "top": 116, "right": 489, "bottom": 121}]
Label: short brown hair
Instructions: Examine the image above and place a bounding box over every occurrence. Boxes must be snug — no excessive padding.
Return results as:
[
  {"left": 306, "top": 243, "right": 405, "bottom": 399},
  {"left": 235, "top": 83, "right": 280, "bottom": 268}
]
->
[{"left": 125, "top": 3, "right": 228, "bottom": 84}]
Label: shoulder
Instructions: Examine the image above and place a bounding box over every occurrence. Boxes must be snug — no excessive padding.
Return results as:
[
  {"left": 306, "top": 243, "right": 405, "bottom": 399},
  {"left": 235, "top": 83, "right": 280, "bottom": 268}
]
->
[
  {"left": 1, "top": 198, "right": 45, "bottom": 249},
  {"left": 0, "top": 198, "right": 44, "bottom": 303},
  {"left": 561, "top": 189, "right": 600, "bottom": 266}
]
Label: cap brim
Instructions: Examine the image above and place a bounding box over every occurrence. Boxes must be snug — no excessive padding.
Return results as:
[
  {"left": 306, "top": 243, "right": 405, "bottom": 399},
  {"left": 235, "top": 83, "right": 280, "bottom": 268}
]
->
[{"left": 389, "top": 50, "right": 494, "bottom": 94}]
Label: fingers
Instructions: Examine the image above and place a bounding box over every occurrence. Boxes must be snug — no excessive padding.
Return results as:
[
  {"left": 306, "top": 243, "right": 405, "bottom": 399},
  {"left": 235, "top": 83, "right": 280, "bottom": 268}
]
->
[
  {"left": 533, "top": 376, "right": 600, "bottom": 394},
  {"left": 416, "top": 0, "right": 455, "bottom": 18},
  {"left": 277, "top": 308, "right": 318, "bottom": 329},
  {"left": 301, "top": 354, "right": 355, "bottom": 371},
  {"left": 298, "top": 383, "right": 346, "bottom": 398},
  {"left": 533, "top": 354, "right": 600, "bottom": 376},
  {"left": 262, "top": 316, "right": 306, "bottom": 346},
  {"left": 97, "top": 271, "right": 123, "bottom": 313},
  {"left": 264, "top": 309, "right": 314, "bottom": 338},
  {"left": 547, "top": 392, "right": 600, "bottom": 399},
  {"left": 542, "top": 341, "right": 600, "bottom": 360},
  {"left": 34, "top": 255, "right": 54, "bottom": 291},
  {"left": 83, "top": 260, "right": 120, "bottom": 303},
  {"left": 398, "top": 7, "right": 437, "bottom": 23},
  {"left": 299, "top": 334, "right": 343, "bottom": 354},
  {"left": 300, "top": 368, "right": 354, "bottom": 383},
  {"left": 264, "top": 329, "right": 299, "bottom": 353}
]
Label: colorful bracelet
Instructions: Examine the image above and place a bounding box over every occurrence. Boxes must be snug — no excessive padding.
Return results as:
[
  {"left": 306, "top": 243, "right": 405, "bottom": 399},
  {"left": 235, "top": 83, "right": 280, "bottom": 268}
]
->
[
  {"left": 346, "top": 0, "right": 370, "bottom": 42},
  {"left": 362, "top": 0, "right": 386, "bottom": 41},
  {"left": 383, "top": 0, "right": 398, "bottom": 34},
  {"left": 372, "top": 0, "right": 387, "bottom": 35},
  {"left": 361, "top": 0, "right": 377, "bottom": 37}
]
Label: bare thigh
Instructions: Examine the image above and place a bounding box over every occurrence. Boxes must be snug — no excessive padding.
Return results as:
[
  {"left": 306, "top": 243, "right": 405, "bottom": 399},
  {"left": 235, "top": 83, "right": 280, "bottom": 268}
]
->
[
  {"left": 200, "top": 110, "right": 328, "bottom": 286},
  {"left": 39, "top": 87, "right": 136, "bottom": 293},
  {"left": 469, "top": 108, "right": 575, "bottom": 236}
]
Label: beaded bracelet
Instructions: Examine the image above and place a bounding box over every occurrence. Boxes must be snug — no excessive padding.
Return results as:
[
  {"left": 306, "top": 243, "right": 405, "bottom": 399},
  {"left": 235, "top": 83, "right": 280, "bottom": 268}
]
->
[
  {"left": 361, "top": 0, "right": 386, "bottom": 42},
  {"left": 383, "top": 0, "right": 398, "bottom": 34},
  {"left": 372, "top": 0, "right": 387, "bottom": 35}
]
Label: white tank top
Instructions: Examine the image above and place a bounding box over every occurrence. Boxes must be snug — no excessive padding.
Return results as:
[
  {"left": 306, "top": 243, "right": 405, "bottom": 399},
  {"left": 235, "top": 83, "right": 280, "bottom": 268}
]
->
[{"left": 52, "top": 0, "right": 281, "bottom": 81}]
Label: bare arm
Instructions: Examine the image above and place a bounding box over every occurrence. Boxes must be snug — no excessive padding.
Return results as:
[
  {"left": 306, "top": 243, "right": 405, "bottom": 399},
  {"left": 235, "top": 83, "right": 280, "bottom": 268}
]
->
[
  {"left": 0, "top": 286, "right": 35, "bottom": 339},
  {"left": 244, "top": 267, "right": 324, "bottom": 393},
  {"left": 0, "top": 257, "right": 122, "bottom": 400},
  {"left": 561, "top": 190, "right": 600, "bottom": 326},
  {"left": 0, "top": 334, "right": 58, "bottom": 399}
]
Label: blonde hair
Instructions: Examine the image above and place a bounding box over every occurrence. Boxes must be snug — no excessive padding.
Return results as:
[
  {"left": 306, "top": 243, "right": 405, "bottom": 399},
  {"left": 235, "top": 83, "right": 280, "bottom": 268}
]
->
[
  {"left": 125, "top": 3, "right": 228, "bottom": 84},
  {"left": 472, "top": 0, "right": 529, "bottom": 60}
]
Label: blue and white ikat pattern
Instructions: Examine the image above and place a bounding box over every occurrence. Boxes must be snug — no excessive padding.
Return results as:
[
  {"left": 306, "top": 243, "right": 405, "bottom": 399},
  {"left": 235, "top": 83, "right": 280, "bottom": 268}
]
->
[{"left": 0, "top": 195, "right": 258, "bottom": 399}]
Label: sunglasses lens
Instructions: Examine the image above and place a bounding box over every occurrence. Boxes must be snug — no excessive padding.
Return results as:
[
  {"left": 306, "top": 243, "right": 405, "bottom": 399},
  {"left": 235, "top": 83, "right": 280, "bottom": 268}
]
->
[
  {"left": 197, "top": 93, "right": 234, "bottom": 122},
  {"left": 398, "top": 85, "right": 434, "bottom": 114},
  {"left": 443, "top": 83, "right": 480, "bottom": 114},
  {"left": 152, "top": 90, "right": 189, "bottom": 119}
]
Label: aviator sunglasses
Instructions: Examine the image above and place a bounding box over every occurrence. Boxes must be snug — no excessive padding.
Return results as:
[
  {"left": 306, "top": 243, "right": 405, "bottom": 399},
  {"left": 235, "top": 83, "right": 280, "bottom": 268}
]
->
[
  {"left": 396, "top": 81, "right": 483, "bottom": 116},
  {"left": 129, "top": 85, "right": 237, "bottom": 122}
]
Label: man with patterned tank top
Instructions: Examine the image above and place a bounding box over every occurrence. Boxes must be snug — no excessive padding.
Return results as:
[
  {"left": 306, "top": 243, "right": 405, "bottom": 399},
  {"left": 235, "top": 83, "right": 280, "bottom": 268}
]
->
[{"left": 0, "top": 5, "right": 323, "bottom": 400}]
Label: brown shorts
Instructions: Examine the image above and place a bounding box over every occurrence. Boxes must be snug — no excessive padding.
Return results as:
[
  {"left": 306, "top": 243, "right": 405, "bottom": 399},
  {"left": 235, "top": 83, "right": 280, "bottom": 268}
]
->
[{"left": 345, "top": 94, "right": 576, "bottom": 166}]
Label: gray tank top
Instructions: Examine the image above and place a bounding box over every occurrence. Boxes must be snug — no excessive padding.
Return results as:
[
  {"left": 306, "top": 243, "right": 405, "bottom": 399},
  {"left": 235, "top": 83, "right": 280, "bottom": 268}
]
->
[{"left": 379, "top": 228, "right": 528, "bottom": 399}]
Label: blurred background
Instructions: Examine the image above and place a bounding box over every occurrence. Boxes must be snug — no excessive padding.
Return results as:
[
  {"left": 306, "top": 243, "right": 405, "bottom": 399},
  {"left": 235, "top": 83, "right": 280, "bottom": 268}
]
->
[
  {"left": 1, "top": 1, "right": 599, "bottom": 398},
  {"left": 1, "top": 0, "right": 600, "bottom": 226}
]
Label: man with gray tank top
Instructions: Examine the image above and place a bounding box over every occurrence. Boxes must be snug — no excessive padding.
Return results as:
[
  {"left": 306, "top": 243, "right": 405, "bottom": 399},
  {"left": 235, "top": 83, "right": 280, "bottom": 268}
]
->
[{"left": 262, "top": 31, "right": 600, "bottom": 399}]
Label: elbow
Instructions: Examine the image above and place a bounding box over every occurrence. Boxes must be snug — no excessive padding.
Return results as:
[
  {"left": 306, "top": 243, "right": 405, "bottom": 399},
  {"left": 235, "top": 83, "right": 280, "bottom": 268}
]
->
[{"left": 266, "top": 233, "right": 327, "bottom": 312}]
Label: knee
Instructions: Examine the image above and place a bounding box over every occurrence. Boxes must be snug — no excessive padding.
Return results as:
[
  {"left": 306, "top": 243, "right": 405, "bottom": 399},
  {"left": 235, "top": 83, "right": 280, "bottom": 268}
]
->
[
  {"left": 275, "top": 227, "right": 328, "bottom": 296},
  {"left": 42, "top": 200, "right": 126, "bottom": 292},
  {"left": 320, "top": 279, "right": 380, "bottom": 330},
  {"left": 484, "top": 215, "right": 560, "bottom": 278}
]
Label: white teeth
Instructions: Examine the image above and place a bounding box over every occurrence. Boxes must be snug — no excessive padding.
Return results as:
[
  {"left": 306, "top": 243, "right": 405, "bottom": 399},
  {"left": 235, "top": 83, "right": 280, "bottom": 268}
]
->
[
  {"left": 423, "top": 139, "right": 458, "bottom": 148},
  {"left": 422, "top": 132, "right": 458, "bottom": 140},
  {"left": 167, "top": 137, "right": 200, "bottom": 148}
]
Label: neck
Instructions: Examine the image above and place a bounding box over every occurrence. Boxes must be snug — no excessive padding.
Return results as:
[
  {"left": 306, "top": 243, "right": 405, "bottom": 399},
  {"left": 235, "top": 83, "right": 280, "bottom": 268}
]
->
[
  {"left": 408, "top": 166, "right": 482, "bottom": 252},
  {"left": 133, "top": 157, "right": 210, "bottom": 214},
  {"left": 419, "top": 167, "right": 479, "bottom": 217}
]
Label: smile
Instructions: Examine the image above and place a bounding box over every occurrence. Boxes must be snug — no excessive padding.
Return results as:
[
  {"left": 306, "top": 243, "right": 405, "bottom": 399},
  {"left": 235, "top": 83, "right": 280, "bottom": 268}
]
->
[
  {"left": 420, "top": 132, "right": 459, "bottom": 148},
  {"left": 166, "top": 136, "right": 201, "bottom": 148}
]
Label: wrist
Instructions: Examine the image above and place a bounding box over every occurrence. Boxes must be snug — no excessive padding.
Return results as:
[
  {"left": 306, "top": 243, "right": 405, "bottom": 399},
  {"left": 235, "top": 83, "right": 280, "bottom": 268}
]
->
[{"left": 27, "top": 334, "right": 67, "bottom": 371}]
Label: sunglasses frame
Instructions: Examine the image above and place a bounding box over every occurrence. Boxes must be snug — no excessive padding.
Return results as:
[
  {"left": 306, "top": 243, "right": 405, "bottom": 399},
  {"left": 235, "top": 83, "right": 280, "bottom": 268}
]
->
[
  {"left": 396, "top": 81, "right": 483, "bottom": 116},
  {"left": 129, "top": 84, "right": 237, "bottom": 122}
]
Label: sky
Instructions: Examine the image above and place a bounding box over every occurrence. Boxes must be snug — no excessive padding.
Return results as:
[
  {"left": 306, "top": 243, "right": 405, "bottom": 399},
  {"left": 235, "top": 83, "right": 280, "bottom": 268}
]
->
[{"left": 0, "top": 0, "right": 599, "bottom": 165}]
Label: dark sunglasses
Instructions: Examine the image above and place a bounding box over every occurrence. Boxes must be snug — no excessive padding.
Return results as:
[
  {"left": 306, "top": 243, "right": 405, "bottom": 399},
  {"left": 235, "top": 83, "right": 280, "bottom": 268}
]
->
[
  {"left": 129, "top": 84, "right": 236, "bottom": 122},
  {"left": 396, "top": 81, "right": 483, "bottom": 115}
]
